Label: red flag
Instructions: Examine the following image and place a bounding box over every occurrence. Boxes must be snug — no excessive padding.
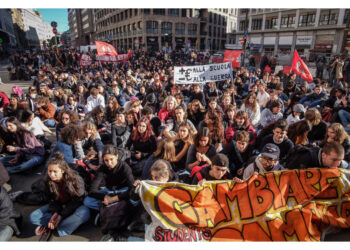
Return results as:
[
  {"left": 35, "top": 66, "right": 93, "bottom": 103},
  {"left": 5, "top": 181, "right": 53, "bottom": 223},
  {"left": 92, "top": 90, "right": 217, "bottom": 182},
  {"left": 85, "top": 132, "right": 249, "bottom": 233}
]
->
[
  {"left": 264, "top": 65, "right": 271, "bottom": 73},
  {"left": 283, "top": 66, "right": 292, "bottom": 74},
  {"left": 95, "top": 41, "right": 118, "bottom": 56},
  {"left": 291, "top": 50, "right": 313, "bottom": 82},
  {"left": 224, "top": 50, "right": 243, "bottom": 68}
]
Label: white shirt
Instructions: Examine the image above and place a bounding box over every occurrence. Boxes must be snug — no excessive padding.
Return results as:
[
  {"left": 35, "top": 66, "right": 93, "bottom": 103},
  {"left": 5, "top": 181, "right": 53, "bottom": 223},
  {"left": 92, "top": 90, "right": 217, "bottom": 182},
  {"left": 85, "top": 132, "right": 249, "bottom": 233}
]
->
[
  {"left": 257, "top": 91, "right": 270, "bottom": 107},
  {"left": 22, "top": 116, "right": 49, "bottom": 136},
  {"left": 86, "top": 94, "right": 105, "bottom": 112},
  {"left": 240, "top": 103, "right": 261, "bottom": 128}
]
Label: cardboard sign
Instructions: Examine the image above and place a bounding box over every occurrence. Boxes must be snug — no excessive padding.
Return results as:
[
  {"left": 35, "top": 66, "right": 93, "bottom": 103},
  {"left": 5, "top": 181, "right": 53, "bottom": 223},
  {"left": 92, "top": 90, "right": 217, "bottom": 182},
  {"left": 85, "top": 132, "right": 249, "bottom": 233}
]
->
[
  {"left": 79, "top": 54, "right": 92, "bottom": 66},
  {"left": 139, "top": 168, "right": 350, "bottom": 241},
  {"left": 174, "top": 62, "right": 233, "bottom": 84}
]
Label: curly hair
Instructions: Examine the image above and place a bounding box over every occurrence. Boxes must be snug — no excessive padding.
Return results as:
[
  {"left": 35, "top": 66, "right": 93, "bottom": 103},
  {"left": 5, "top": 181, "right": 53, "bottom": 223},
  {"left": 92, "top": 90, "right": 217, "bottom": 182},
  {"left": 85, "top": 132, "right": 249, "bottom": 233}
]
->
[
  {"left": 57, "top": 109, "right": 79, "bottom": 124},
  {"left": 323, "top": 123, "right": 350, "bottom": 145},
  {"left": 60, "top": 124, "right": 83, "bottom": 145},
  {"left": 46, "top": 152, "right": 85, "bottom": 199},
  {"left": 206, "top": 109, "right": 224, "bottom": 142}
]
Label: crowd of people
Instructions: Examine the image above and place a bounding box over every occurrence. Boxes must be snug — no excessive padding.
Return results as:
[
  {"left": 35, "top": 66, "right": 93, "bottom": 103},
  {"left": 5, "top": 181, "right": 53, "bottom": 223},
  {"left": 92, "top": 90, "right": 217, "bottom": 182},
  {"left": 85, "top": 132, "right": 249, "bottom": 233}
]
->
[{"left": 0, "top": 48, "right": 350, "bottom": 241}]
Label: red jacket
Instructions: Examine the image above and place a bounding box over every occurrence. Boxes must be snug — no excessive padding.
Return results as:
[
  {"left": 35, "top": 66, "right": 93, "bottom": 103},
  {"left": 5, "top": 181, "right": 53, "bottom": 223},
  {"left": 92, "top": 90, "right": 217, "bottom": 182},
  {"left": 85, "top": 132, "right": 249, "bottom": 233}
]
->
[
  {"left": 225, "top": 123, "right": 257, "bottom": 145},
  {"left": 158, "top": 108, "right": 175, "bottom": 121},
  {"left": 0, "top": 92, "right": 9, "bottom": 108}
]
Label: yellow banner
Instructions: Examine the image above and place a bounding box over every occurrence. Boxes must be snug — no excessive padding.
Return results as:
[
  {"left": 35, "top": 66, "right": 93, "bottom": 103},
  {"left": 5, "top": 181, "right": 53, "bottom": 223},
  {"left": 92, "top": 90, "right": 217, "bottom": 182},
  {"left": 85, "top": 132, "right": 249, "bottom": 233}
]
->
[{"left": 139, "top": 168, "right": 350, "bottom": 241}]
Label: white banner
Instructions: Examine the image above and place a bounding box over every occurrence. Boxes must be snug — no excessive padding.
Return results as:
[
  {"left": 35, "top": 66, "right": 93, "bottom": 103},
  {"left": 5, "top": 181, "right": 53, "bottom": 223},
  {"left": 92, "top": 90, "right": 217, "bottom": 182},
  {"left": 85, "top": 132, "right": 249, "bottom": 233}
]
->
[
  {"left": 96, "top": 53, "right": 132, "bottom": 62},
  {"left": 174, "top": 62, "right": 233, "bottom": 84},
  {"left": 79, "top": 54, "right": 92, "bottom": 66}
]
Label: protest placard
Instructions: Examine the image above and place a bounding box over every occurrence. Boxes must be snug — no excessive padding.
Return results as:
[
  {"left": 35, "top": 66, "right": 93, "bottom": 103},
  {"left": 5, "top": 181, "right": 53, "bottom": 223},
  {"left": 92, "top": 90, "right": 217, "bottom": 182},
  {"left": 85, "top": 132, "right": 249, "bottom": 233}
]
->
[
  {"left": 174, "top": 62, "right": 233, "bottom": 84},
  {"left": 139, "top": 168, "right": 350, "bottom": 241}
]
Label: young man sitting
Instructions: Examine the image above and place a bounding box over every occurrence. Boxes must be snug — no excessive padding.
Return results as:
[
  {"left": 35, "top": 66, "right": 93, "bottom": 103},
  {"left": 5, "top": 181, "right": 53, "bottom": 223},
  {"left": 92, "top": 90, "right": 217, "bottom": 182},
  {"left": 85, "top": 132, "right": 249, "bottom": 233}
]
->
[
  {"left": 283, "top": 141, "right": 346, "bottom": 170},
  {"left": 240, "top": 143, "right": 284, "bottom": 181},
  {"left": 191, "top": 153, "right": 232, "bottom": 186},
  {"left": 259, "top": 119, "right": 294, "bottom": 160}
]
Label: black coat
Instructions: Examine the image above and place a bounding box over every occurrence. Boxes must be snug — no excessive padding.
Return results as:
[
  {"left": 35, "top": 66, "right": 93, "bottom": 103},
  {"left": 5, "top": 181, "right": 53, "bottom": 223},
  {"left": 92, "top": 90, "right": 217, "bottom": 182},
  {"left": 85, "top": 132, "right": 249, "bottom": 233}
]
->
[
  {"left": 89, "top": 161, "right": 135, "bottom": 201},
  {"left": 0, "top": 186, "right": 21, "bottom": 236}
]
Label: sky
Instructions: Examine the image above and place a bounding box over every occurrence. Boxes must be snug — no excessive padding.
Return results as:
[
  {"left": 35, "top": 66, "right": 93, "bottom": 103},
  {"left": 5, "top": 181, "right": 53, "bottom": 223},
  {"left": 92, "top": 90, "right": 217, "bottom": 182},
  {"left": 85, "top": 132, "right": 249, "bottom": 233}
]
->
[{"left": 36, "top": 8, "right": 69, "bottom": 33}]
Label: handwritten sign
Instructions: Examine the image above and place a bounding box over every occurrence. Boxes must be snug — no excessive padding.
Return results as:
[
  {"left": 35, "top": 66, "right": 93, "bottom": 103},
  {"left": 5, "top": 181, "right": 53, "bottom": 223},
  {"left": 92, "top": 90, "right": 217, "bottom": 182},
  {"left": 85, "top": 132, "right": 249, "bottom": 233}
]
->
[
  {"left": 139, "top": 168, "right": 350, "bottom": 241},
  {"left": 174, "top": 62, "right": 233, "bottom": 84}
]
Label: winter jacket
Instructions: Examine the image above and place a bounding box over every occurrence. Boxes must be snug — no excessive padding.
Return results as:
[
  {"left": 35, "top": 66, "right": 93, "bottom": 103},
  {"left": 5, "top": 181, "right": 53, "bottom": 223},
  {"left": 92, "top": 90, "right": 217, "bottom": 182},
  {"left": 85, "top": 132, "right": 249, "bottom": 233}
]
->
[
  {"left": 45, "top": 176, "right": 86, "bottom": 219},
  {"left": 88, "top": 161, "right": 134, "bottom": 201},
  {"left": 37, "top": 103, "right": 57, "bottom": 123},
  {"left": 0, "top": 187, "right": 21, "bottom": 236}
]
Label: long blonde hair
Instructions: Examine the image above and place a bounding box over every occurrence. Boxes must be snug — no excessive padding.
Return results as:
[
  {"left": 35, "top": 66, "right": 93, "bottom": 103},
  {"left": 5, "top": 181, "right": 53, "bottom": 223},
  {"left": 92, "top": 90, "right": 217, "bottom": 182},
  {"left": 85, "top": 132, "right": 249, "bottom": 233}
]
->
[
  {"left": 326, "top": 123, "right": 349, "bottom": 144},
  {"left": 81, "top": 121, "right": 98, "bottom": 140},
  {"left": 153, "top": 138, "right": 176, "bottom": 162},
  {"left": 162, "top": 96, "right": 178, "bottom": 109}
]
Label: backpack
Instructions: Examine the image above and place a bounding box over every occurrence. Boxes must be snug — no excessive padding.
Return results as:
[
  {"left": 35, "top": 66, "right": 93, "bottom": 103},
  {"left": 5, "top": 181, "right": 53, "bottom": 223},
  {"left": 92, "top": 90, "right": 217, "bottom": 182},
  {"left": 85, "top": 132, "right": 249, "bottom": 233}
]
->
[
  {"left": 280, "top": 145, "right": 319, "bottom": 170},
  {"left": 190, "top": 164, "right": 210, "bottom": 182},
  {"left": 12, "top": 86, "right": 23, "bottom": 99}
]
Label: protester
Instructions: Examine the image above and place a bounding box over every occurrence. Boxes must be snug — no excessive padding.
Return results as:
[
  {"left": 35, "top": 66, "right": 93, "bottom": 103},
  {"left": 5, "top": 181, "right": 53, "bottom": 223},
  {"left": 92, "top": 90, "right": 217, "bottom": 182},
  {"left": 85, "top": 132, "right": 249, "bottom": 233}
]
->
[{"left": 29, "top": 152, "right": 90, "bottom": 239}]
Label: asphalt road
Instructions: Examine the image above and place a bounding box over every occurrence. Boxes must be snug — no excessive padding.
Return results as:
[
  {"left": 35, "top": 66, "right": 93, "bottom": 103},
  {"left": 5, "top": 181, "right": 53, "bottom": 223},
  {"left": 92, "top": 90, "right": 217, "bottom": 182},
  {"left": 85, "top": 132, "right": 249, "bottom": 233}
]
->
[{"left": 1, "top": 62, "right": 350, "bottom": 242}]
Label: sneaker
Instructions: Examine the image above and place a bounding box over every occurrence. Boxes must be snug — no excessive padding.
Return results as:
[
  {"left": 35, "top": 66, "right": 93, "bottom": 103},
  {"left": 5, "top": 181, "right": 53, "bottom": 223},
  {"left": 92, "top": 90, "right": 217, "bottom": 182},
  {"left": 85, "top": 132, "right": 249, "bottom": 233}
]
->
[
  {"left": 100, "top": 233, "right": 115, "bottom": 242},
  {"left": 35, "top": 226, "right": 47, "bottom": 236},
  {"left": 94, "top": 213, "right": 100, "bottom": 227},
  {"left": 8, "top": 190, "right": 24, "bottom": 201},
  {"left": 39, "top": 228, "right": 53, "bottom": 241}
]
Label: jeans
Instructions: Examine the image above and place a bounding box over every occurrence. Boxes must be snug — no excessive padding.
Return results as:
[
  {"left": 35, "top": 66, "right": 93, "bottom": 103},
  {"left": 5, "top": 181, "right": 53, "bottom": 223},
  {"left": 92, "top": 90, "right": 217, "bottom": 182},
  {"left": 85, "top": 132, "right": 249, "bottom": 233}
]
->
[
  {"left": 29, "top": 204, "right": 90, "bottom": 237},
  {"left": 0, "top": 225, "right": 13, "bottom": 241},
  {"left": 299, "top": 97, "right": 322, "bottom": 108},
  {"left": 44, "top": 119, "right": 56, "bottom": 127},
  {"left": 1, "top": 155, "right": 44, "bottom": 174},
  {"left": 338, "top": 109, "right": 350, "bottom": 133},
  {"left": 83, "top": 187, "right": 129, "bottom": 211}
]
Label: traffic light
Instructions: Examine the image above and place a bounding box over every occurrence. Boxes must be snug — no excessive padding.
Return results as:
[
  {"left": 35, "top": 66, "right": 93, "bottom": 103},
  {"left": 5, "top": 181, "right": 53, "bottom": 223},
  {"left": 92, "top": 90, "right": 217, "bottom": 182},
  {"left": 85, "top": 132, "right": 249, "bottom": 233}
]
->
[{"left": 243, "top": 36, "right": 247, "bottom": 47}]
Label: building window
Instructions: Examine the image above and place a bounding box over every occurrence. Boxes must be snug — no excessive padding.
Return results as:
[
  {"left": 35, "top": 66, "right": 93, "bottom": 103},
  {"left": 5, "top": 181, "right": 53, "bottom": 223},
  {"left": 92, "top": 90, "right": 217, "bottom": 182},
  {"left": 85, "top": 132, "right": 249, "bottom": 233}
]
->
[
  {"left": 251, "top": 19, "right": 262, "bottom": 30},
  {"left": 265, "top": 17, "right": 278, "bottom": 29},
  {"left": 154, "top": 9, "right": 165, "bottom": 15},
  {"left": 209, "top": 12, "right": 213, "bottom": 23},
  {"left": 175, "top": 23, "right": 185, "bottom": 35},
  {"left": 168, "top": 9, "right": 179, "bottom": 16},
  {"left": 194, "top": 9, "right": 200, "bottom": 18},
  {"left": 239, "top": 20, "right": 248, "bottom": 31},
  {"left": 299, "top": 12, "right": 316, "bottom": 27},
  {"left": 161, "top": 22, "right": 172, "bottom": 34},
  {"left": 281, "top": 15, "right": 296, "bottom": 28},
  {"left": 146, "top": 21, "right": 158, "bottom": 34},
  {"left": 125, "top": 10, "right": 128, "bottom": 19},
  {"left": 134, "top": 9, "right": 138, "bottom": 16},
  {"left": 344, "top": 9, "right": 350, "bottom": 24},
  {"left": 143, "top": 9, "right": 150, "bottom": 14},
  {"left": 182, "top": 9, "right": 187, "bottom": 17},
  {"left": 319, "top": 10, "right": 339, "bottom": 26},
  {"left": 209, "top": 25, "right": 212, "bottom": 36},
  {"left": 188, "top": 23, "right": 197, "bottom": 35}
]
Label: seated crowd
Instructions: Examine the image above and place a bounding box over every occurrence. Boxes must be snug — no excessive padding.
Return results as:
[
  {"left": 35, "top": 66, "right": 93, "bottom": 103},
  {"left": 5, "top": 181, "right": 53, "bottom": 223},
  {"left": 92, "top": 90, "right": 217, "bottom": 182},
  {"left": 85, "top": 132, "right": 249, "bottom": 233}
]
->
[{"left": 0, "top": 49, "right": 350, "bottom": 241}]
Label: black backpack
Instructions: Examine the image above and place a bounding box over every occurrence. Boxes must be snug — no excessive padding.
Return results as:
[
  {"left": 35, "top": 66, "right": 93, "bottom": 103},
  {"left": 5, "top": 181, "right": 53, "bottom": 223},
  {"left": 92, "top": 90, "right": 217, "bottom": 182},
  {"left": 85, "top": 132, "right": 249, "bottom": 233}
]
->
[{"left": 280, "top": 145, "right": 320, "bottom": 170}]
